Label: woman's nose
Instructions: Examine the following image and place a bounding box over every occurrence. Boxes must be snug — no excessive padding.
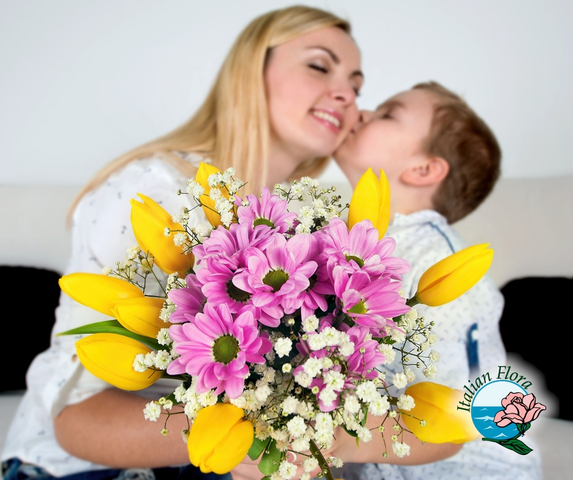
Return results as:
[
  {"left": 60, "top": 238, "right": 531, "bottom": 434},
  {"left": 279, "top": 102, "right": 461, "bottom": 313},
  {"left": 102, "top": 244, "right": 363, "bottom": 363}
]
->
[{"left": 330, "top": 81, "right": 358, "bottom": 106}]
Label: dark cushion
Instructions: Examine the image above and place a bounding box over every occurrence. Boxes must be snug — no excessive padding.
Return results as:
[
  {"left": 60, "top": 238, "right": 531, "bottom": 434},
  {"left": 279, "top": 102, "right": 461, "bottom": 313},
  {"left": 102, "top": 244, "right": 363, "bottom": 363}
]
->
[
  {"left": 1, "top": 266, "right": 60, "bottom": 392},
  {"left": 500, "top": 276, "right": 572, "bottom": 420}
]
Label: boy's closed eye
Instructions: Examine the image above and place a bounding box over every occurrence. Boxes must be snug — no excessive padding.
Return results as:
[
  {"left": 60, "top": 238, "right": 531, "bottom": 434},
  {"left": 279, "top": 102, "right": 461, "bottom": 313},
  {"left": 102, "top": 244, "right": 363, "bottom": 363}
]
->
[{"left": 376, "top": 100, "right": 404, "bottom": 120}]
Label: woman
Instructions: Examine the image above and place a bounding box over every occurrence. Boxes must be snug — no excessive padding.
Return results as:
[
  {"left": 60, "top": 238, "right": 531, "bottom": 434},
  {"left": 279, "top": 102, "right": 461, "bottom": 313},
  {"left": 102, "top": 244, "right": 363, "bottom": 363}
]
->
[{"left": 1, "top": 5, "right": 362, "bottom": 480}]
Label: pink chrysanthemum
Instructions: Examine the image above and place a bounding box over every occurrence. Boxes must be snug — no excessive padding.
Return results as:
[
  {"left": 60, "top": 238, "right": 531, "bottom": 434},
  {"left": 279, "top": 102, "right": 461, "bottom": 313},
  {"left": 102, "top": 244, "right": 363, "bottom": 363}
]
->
[
  {"left": 196, "top": 261, "right": 254, "bottom": 314},
  {"left": 167, "top": 303, "right": 271, "bottom": 398},
  {"left": 193, "top": 223, "right": 282, "bottom": 318},
  {"left": 193, "top": 221, "right": 276, "bottom": 271},
  {"left": 345, "top": 325, "right": 386, "bottom": 380},
  {"left": 233, "top": 235, "right": 317, "bottom": 327},
  {"left": 318, "top": 217, "right": 410, "bottom": 281},
  {"left": 333, "top": 266, "right": 410, "bottom": 332},
  {"left": 279, "top": 232, "right": 331, "bottom": 320},
  {"left": 167, "top": 274, "right": 206, "bottom": 324},
  {"left": 237, "top": 187, "right": 297, "bottom": 233}
]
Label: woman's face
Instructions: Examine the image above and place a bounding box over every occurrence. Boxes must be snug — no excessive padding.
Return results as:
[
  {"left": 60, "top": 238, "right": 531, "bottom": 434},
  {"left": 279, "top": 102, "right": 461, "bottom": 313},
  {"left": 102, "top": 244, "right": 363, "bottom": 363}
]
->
[{"left": 264, "top": 26, "right": 363, "bottom": 173}]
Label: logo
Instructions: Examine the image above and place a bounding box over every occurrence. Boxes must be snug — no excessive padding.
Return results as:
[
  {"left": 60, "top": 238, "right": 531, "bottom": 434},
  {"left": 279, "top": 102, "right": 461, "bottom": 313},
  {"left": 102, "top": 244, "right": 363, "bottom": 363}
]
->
[{"left": 458, "top": 366, "right": 546, "bottom": 455}]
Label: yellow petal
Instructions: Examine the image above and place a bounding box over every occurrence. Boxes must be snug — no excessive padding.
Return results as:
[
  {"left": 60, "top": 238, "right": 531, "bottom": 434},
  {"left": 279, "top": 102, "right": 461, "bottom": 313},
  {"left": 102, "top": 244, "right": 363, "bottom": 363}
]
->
[
  {"left": 402, "top": 382, "right": 480, "bottom": 443},
  {"left": 348, "top": 168, "right": 391, "bottom": 239},
  {"left": 130, "top": 194, "right": 194, "bottom": 276},
  {"left": 75, "top": 333, "right": 161, "bottom": 390},
  {"left": 415, "top": 244, "right": 493, "bottom": 306},
  {"left": 375, "top": 168, "right": 391, "bottom": 238},
  {"left": 111, "top": 297, "right": 167, "bottom": 337},
  {"left": 348, "top": 168, "right": 381, "bottom": 231},
  {"left": 188, "top": 404, "right": 253, "bottom": 473},
  {"left": 204, "top": 419, "right": 254, "bottom": 474},
  {"left": 59, "top": 273, "right": 143, "bottom": 317},
  {"left": 417, "top": 244, "right": 490, "bottom": 293}
]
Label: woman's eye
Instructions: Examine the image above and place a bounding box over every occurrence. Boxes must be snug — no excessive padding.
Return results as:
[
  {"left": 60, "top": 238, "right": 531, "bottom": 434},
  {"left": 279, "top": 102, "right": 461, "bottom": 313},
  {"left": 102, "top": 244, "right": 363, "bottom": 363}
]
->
[
  {"left": 353, "top": 86, "right": 361, "bottom": 97},
  {"left": 309, "top": 63, "right": 328, "bottom": 73}
]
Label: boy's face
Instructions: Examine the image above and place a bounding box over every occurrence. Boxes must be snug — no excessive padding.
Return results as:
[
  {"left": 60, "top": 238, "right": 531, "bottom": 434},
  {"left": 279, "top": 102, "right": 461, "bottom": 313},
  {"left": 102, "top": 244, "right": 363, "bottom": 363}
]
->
[{"left": 333, "top": 88, "right": 436, "bottom": 186}]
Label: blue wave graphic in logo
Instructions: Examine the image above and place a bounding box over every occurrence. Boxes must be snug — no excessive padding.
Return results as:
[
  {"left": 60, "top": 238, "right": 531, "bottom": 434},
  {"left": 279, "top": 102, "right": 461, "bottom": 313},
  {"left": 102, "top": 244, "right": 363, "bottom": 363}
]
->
[{"left": 471, "top": 406, "right": 519, "bottom": 438}]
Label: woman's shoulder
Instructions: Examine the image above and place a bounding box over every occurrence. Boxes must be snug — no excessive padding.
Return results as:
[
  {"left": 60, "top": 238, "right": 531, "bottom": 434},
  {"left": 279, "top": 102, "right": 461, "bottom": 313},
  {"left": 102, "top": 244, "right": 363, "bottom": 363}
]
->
[
  {"left": 70, "top": 154, "right": 202, "bottom": 255},
  {"left": 106, "top": 152, "right": 201, "bottom": 186},
  {"left": 80, "top": 152, "right": 203, "bottom": 211}
]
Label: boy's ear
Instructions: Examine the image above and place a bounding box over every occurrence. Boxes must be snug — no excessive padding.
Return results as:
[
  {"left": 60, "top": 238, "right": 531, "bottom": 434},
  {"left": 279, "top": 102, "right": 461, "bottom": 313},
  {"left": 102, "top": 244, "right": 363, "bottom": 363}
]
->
[{"left": 401, "top": 156, "right": 449, "bottom": 186}]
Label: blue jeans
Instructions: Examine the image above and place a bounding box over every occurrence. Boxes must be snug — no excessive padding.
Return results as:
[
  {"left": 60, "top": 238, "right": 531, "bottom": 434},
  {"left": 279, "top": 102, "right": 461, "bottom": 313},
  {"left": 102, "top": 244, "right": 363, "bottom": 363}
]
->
[{"left": 1, "top": 458, "right": 232, "bottom": 480}]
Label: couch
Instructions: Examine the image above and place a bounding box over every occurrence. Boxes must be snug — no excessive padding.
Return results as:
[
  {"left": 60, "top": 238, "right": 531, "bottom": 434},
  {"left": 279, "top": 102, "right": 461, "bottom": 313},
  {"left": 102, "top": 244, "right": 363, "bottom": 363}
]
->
[{"left": 1, "top": 175, "right": 572, "bottom": 479}]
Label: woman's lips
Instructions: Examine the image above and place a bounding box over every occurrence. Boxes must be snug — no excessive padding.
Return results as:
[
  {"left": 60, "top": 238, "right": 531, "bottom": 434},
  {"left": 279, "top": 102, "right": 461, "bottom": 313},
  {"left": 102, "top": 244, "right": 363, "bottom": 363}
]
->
[{"left": 311, "top": 109, "right": 343, "bottom": 132}]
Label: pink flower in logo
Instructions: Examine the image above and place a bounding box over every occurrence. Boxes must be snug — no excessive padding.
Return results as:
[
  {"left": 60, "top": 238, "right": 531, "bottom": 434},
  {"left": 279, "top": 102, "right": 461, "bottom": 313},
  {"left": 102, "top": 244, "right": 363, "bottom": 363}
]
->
[{"left": 493, "top": 392, "right": 546, "bottom": 427}]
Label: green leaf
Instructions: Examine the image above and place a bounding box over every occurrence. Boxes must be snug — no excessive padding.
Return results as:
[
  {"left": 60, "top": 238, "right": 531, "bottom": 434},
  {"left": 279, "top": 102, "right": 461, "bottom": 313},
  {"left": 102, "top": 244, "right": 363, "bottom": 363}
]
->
[
  {"left": 482, "top": 437, "right": 533, "bottom": 455},
  {"left": 341, "top": 424, "right": 359, "bottom": 438},
  {"left": 57, "top": 320, "right": 162, "bottom": 350},
  {"left": 517, "top": 422, "right": 532, "bottom": 434},
  {"left": 500, "top": 438, "right": 533, "bottom": 455},
  {"left": 360, "top": 405, "right": 368, "bottom": 427},
  {"left": 258, "top": 439, "right": 282, "bottom": 476},
  {"left": 248, "top": 437, "right": 270, "bottom": 461}
]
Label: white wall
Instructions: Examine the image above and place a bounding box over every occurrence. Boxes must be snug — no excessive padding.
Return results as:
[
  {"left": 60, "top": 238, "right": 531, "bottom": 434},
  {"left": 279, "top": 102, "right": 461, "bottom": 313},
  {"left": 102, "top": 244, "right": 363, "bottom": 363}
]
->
[{"left": 1, "top": 0, "right": 572, "bottom": 186}]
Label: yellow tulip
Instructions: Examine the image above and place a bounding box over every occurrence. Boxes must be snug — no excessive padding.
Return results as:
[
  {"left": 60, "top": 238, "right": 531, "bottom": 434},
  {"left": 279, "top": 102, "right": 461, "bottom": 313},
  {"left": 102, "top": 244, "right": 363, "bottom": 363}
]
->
[
  {"left": 59, "top": 273, "right": 144, "bottom": 317},
  {"left": 111, "top": 297, "right": 167, "bottom": 338},
  {"left": 75, "top": 333, "right": 161, "bottom": 390},
  {"left": 348, "top": 167, "right": 391, "bottom": 239},
  {"left": 195, "top": 162, "right": 233, "bottom": 228},
  {"left": 413, "top": 244, "right": 494, "bottom": 307},
  {"left": 401, "top": 381, "right": 480, "bottom": 444},
  {"left": 188, "top": 403, "right": 254, "bottom": 474},
  {"left": 130, "top": 193, "right": 194, "bottom": 277}
]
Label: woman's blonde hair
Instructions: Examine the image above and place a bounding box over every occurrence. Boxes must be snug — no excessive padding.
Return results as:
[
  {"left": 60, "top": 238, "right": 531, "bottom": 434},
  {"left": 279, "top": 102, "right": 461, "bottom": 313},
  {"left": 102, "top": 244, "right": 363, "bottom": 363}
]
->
[{"left": 69, "top": 5, "right": 351, "bottom": 217}]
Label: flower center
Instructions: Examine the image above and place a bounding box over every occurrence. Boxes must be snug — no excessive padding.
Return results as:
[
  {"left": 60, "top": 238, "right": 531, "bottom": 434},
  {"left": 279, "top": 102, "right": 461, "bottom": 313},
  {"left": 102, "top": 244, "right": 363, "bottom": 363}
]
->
[
  {"left": 226, "top": 280, "right": 251, "bottom": 303},
  {"left": 263, "top": 269, "right": 289, "bottom": 292},
  {"left": 348, "top": 299, "right": 367, "bottom": 315},
  {"left": 254, "top": 217, "right": 275, "bottom": 228},
  {"left": 345, "top": 254, "right": 364, "bottom": 268},
  {"left": 212, "top": 335, "right": 240, "bottom": 364}
]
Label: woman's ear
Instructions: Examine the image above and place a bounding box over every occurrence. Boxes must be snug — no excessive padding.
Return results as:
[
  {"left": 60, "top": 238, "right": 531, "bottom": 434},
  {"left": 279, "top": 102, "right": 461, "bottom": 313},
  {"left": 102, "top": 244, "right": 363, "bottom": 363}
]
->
[{"left": 401, "top": 156, "right": 449, "bottom": 186}]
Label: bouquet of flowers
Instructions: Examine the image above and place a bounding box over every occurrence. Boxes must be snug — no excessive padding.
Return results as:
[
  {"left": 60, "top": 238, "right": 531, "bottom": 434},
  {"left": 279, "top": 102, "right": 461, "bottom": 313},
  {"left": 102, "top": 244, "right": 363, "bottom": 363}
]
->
[{"left": 60, "top": 163, "right": 492, "bottom": 480}]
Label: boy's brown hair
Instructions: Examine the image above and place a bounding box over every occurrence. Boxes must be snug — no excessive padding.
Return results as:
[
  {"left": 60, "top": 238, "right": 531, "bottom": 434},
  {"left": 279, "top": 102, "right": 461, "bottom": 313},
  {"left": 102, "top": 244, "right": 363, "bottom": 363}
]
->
[{"left": 412, "top": 81, "right": 501, "bottom": 223}]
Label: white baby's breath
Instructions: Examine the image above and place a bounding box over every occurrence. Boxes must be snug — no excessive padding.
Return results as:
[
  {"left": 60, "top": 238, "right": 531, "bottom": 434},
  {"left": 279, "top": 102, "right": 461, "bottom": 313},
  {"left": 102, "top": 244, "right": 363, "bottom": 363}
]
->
[
  {"left": 393, "top": 372, "right": 408, "bottom": 389},
  {"left": 133, "top": 354, "right": 148, "bottom": 373},
  {"left": 143, "top": 402, "right": 161, "bottom": 422},
  {"left": 397, "top": 394, "right": 415, "bottom": 411},
  {"left": 392, "top": 441, "right": 411, "bottom": 458},
  {"left": 274, "top": 337, "right": 293, "bottom": 358}
]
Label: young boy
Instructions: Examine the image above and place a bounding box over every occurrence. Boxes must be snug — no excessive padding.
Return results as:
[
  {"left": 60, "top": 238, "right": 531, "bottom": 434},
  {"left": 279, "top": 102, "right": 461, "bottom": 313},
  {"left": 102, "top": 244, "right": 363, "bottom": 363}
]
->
[{"left": 332, "top": 81, "right": 543, "bottom": 479}]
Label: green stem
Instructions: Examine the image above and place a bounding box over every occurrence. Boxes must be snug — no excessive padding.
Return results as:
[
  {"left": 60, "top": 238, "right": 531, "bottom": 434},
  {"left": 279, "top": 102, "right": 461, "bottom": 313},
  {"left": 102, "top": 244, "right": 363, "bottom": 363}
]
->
[
  {"left": 309, "top": 440, "right": 334, "bottom": 480},
  {"left": 148, "top": 263, "right": 167, "bottom": 297},
  {"left": 406, "top": 296, "right": 419, "bottom": 307}
]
